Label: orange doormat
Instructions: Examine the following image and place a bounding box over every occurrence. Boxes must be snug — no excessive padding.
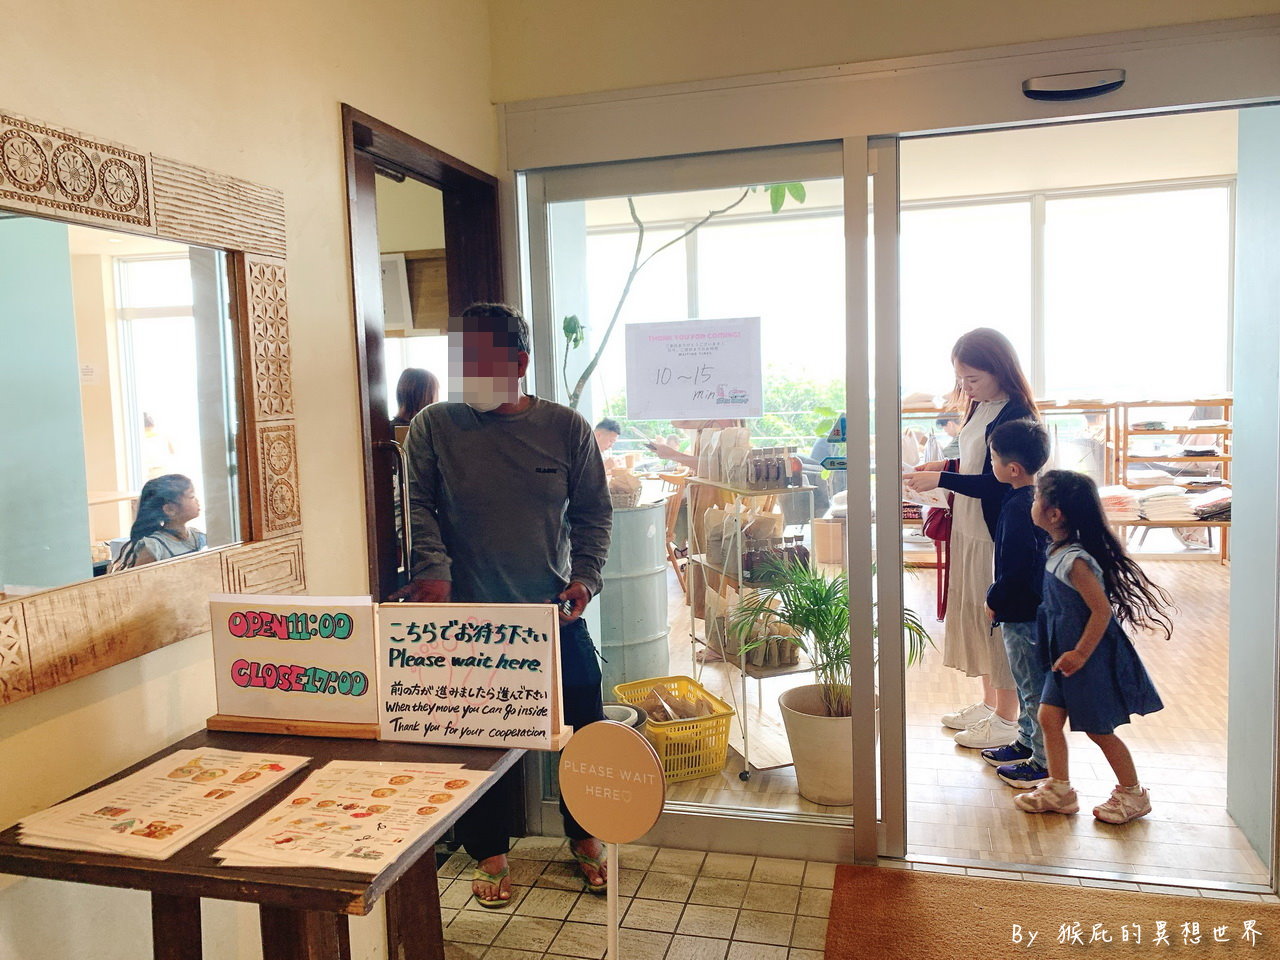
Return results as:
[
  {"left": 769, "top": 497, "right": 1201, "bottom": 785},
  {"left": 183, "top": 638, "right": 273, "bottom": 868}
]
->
[{"left": 827, "top": 864, "right": 1277, "bottom": 959}]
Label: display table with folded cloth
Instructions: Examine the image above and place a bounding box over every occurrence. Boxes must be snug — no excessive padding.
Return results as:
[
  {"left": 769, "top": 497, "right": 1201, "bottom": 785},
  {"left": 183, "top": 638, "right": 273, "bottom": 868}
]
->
[{"left": 1101, "top": 483, "right": 1232, "bottom": 564}]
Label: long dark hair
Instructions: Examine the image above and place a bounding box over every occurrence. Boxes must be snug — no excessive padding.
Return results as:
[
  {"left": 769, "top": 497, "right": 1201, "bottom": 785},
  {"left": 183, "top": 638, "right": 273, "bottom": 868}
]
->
[
  {"left": 951, "top": 328, "right": 1038, "bottom": 424},
  {"left": 1038, "top": 470, "right": 1175, "bottom": 640},
  {"left": 395, "top": 368, "right": 439, "bottom": 422},
  {"left": 115, "top": 474, "right": 193, "bottom": 568}
]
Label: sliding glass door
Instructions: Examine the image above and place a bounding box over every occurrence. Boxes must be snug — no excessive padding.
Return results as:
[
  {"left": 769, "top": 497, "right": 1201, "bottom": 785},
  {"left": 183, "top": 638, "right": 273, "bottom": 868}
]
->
[{"left": 522, "top": 142, "right": 893, "bottom": 856}]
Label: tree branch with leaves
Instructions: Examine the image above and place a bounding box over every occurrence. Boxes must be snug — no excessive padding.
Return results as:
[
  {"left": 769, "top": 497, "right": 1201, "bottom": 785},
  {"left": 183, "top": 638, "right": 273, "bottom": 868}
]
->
[{"left": 561, "top": 182, "right": 807, "bottom": 410}]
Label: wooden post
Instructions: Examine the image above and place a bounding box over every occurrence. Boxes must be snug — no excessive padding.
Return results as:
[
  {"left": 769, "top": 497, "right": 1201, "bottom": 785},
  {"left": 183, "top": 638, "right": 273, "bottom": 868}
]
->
[
  {"left": 151, "top": 893, "right": 202, "bottom": 960},
  {"left": 259, "top": 905, "right": 348, "bottom": 960},
  {"left": 606, "top": 842, "right": 620, "bottom": 960},
  {"left": 385, "top": 852, "right": 445, "bottom": 960}
]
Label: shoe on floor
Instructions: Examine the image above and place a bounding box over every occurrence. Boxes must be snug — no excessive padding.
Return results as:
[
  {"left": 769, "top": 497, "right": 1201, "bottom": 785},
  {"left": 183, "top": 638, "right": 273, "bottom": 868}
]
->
[
  {"left": 997, "top": 760, "right": 1049, "bottom": 788},
  {"left": 941, "top": 701, "right": 993, "bottom": 730},
  {"left": 954, "top": 714, "right": 1020, "bottom": 749},
  {"left": 1093, "top": 785, "right": 1152, "bottom": 824},
  {"left": 1013, "top": 779, "right": 1079, "bottom": 815},
  {"left": 980, "top": 741, "right": 1033, "bottom": 768}
]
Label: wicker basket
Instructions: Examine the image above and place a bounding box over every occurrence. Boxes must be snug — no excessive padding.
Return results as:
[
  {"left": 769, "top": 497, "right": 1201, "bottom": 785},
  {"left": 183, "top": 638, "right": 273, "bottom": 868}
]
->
[
  {"left": 612, "top": 675, "right": 735, "bottom": 783},
  {"left": 610, "top": 488, "right": 642, "bottom": 509}
]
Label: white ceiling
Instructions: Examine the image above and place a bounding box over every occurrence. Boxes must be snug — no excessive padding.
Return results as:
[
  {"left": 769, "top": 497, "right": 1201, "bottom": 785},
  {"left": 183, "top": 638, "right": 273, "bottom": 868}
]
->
[{"left": 66, "top": 223, "right": 189, "bottom": 257}]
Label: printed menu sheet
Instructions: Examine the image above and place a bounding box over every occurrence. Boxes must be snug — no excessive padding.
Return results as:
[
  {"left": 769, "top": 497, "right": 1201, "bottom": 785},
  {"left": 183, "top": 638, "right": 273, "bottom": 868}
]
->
[
  {"left": 18, "top": 748, "right": 309, "bottom": 860},
  {"left": 214, "top": 760, "right": 492, "bottom": 873}
]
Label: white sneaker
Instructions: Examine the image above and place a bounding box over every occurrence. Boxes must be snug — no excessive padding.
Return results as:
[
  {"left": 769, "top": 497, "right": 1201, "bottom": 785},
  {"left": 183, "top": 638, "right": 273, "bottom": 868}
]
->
[
  {"left": 1093, "top": 785, "right": 1152, "bottom": 824},
  {"left": 954, "top": 714, "right": 1020, "bottom": 749},
  {"left": 941, "top": 701, "right": 993, "bottom": 730},
  {"left": 1014, "top": 779, "right": 1079, "bottom": 815}
]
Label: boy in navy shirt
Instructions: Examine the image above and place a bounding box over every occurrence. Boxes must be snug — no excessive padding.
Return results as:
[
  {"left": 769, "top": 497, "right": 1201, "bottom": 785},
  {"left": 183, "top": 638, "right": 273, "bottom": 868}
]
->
[{"left": 981, "top": 419, "right": 1052, "bottom": 787}]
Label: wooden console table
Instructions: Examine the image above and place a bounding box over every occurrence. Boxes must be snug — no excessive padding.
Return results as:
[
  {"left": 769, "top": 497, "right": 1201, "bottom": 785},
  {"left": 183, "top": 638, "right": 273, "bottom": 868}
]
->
[{"left": 0, "top": 729, "right": 523, "bottom": 960}]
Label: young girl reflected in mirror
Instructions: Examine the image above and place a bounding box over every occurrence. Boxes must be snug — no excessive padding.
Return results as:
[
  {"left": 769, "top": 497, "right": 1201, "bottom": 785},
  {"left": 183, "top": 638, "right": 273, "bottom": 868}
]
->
[{"left": 111, "top": 473, "right": 207, "bottom": 571}]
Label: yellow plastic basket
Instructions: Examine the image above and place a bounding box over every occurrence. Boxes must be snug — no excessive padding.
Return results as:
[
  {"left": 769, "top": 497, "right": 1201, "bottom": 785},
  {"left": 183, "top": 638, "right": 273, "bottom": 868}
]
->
[{"left": 612, "top": 675, "right": 736, "bottom": 783}]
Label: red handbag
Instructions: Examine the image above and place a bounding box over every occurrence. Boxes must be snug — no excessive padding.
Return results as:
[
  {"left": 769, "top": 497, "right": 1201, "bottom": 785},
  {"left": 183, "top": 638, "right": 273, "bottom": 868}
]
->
[
  {"left": 920, "top": 459, "right": 957, "bottom": 542},
  {"left": 919, "top": 460, "right": 957, "bottom": 621},
  {"left": 921, "top": 502, "right": 952, "bottom": 541}
]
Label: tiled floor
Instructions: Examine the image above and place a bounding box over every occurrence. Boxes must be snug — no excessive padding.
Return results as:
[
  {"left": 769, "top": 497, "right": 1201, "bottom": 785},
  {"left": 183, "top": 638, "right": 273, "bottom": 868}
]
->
[
  {"left": 437, "top": 841, "right": 1278, "bottom": 960},
  {"left": 437, "top": 838, "right": 833, "bottom": 960}
]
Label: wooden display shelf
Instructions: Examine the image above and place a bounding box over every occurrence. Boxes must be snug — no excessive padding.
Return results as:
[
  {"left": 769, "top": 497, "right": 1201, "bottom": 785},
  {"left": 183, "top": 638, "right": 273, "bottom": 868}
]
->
[
  {"left": 1113, "top": 519, "right": 1231, "bottom": 527},
  {"left": 1117, "top": 397, "right": 1233, "bottom": 408},
  {"left": 1127, "top": 427, "right": 1232, "bottom": 435},
  {"left": 692, "top": 638, "right": 814, "bottom": 681},
  {"left": 1115, "top": 398, "right": 1232, "bottom": 565},
  {"left": 1125, "top": 455, "right": 1230, "bottom": 463},
  {"left": 1121, "top": 479, "right": 1229, "bottom": 489},
  {"left": 690, "top": 554, "right": 794, "bottom": 590},
  {"left": 687, "top": 477, "right": 815, "bottom": 497}
]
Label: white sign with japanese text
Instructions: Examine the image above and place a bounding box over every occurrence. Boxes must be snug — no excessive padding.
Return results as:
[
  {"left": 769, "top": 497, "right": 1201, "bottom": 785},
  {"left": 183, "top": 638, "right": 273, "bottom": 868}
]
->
[
  {"left": 625, "top": 317, "right": 763, "bottom": 420},
  {"left": 375, "top": 604, "right": 566, "bottom": 751}
]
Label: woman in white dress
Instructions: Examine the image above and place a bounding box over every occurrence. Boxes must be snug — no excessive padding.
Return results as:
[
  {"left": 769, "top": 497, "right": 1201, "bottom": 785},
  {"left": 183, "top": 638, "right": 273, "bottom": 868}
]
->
[{"left": 904, "top": 329, "right": 1039, "bottom": 749}]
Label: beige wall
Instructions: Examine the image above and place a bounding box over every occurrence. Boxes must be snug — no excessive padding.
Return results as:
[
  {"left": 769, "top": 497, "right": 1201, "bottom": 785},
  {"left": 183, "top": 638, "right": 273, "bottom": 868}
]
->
[
  {"left": 489, "top": 0, "right": 1280, "bottom": 102},
  {"left": 0, "top": 1, "right": 495, "bottom": 957}
]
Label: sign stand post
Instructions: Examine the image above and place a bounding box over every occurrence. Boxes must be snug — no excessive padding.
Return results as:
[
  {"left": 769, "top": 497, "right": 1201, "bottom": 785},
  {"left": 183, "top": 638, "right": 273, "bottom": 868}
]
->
[
  {"left": 559, "top": 721, "right": 666, "bottom": 960},
  {"left": 607, "top": 842, "right": 621, "bottom": 960}
]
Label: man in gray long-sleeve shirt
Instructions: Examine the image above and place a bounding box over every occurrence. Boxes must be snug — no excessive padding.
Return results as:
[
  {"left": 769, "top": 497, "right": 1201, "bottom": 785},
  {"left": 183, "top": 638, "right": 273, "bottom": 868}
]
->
[
  {"left": 394, "top": 302, "right": 613, "bottom": 908},
  {"left": 404, "top": 399, "right": 612, "bottom": 606}
]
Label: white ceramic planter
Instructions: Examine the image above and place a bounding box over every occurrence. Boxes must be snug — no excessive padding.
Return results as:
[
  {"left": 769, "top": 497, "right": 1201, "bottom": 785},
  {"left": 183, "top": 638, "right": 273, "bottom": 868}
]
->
[{"left": 778, "top": 684, "right": 855, "bottom": 806}]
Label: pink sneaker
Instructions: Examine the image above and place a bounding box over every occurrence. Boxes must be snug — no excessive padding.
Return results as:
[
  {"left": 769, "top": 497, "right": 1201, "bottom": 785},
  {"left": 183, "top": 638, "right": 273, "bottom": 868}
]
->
[
  {"left": 1093, "top": 785, "right": 1152, "bottom": 824},
  {"left": 1013, "top": 779, "right": 1079, "bottom": 815}
]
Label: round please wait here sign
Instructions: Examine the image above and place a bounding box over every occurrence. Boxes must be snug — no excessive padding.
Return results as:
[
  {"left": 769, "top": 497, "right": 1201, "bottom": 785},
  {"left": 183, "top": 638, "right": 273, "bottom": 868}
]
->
[{"left": 558, "top": 721, "right": 665, "bottom": 844}]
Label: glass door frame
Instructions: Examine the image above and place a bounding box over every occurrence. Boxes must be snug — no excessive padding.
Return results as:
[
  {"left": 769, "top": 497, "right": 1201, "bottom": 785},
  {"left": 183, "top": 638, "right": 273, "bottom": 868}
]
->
[
  {"left": 868, "top": 136, "right": 907, "bottom": 859},
  {"left": 520, "top": 140, "right": 882, "bottom": 860}
]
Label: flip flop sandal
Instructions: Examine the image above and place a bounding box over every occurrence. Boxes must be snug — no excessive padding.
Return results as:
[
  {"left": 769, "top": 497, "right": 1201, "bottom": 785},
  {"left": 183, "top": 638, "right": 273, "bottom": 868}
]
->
[
  {"left": 471, "top": 865, "right": 511, "bottom": 908},
  {"left": 570, "top": 847, "right": 608, "bottom": 895}
]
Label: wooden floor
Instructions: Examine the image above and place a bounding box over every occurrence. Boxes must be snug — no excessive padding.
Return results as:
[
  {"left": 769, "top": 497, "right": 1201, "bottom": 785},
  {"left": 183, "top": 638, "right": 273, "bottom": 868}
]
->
[
  {"left": 654, "top": 556, "right": 1271, "bottom": 887},
  {"left": 904, "top": 558, "right": 1269, "bottom": 886}
]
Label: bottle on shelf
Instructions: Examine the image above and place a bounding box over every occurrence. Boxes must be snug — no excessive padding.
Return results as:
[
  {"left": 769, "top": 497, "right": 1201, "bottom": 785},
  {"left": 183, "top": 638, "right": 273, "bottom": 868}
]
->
[
  {"left": 742, "top": 539, "right": 758, "bottom": 583},
  {"left": 794, "top": 536, "right": 811, "bottom": 567}
]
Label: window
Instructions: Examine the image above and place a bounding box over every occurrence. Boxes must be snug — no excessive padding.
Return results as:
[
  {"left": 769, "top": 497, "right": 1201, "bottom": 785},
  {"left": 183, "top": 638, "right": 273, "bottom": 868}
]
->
[
  {"left": 572, "top": 187, "right": 846, "bottom": 451},
  {"left": 899, "top": 182, "right": 1233, "bottom": 401},
  {"left": 1042, "top": 186, "right": 1232, "bottom": 398},
  {"left": 115, "top": 256, "right": 202, "bottom": 491},
  {"left": 899, "top": 202, "right": 1033, "bottom": 398}
]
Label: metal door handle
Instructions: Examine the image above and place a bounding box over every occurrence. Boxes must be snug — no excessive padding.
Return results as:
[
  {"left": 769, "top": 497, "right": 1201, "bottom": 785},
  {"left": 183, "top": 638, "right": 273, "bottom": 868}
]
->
[{"left": 375, "top": 439, "right": 412, "bottom": 576}]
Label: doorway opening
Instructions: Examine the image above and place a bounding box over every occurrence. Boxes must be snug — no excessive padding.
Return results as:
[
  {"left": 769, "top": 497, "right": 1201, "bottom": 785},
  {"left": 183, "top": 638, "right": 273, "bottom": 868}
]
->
[
  {"left": 894, "top": 109, "right": 1268, "bottom": 888},
  {"left": 341, "top": 105, "right": 503, "bottom": 600}
]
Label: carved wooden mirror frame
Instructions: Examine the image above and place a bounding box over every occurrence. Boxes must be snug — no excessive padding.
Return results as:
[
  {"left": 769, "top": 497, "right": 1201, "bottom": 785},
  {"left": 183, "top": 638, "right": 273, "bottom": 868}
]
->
[{"left": 0, "top": 109, "right": 306, "bottom": 708}]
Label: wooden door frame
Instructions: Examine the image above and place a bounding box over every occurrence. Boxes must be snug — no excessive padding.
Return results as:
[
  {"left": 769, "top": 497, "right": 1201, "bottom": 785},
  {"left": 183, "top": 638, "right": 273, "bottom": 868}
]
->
[{"left": 341, "top": 105, "right": 504, "bottom": 600}]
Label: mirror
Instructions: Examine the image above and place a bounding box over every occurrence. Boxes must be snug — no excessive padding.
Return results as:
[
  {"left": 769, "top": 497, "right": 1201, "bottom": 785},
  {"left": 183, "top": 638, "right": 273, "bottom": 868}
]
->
[
  {"left": 375, "top": 172, "right": 451, "bottom": 427},
  {"left": 0, "top": 213, "right": 239, "bottom": 598}
]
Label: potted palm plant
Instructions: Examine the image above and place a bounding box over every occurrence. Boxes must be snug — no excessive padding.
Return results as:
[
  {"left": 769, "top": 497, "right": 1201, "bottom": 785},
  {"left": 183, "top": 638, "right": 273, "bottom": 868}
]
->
[{"left": 729, "top": 555, "right": 931, "bottom": 805}]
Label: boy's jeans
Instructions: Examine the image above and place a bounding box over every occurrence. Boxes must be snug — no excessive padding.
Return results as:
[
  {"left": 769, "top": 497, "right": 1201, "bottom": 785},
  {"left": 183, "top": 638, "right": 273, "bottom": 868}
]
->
[{"left": 1002, "top": 620, "right": 1046, "bottom": 768}]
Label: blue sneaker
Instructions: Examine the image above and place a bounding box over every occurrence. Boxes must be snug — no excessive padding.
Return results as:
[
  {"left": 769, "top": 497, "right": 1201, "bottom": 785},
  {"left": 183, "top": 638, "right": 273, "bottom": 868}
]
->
[
  {"left": 980, "top": 742, "right": 1032, "bottom": 768},
  {"left": 998, "top": 760, "right": 1050, "bottom": 788}
]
